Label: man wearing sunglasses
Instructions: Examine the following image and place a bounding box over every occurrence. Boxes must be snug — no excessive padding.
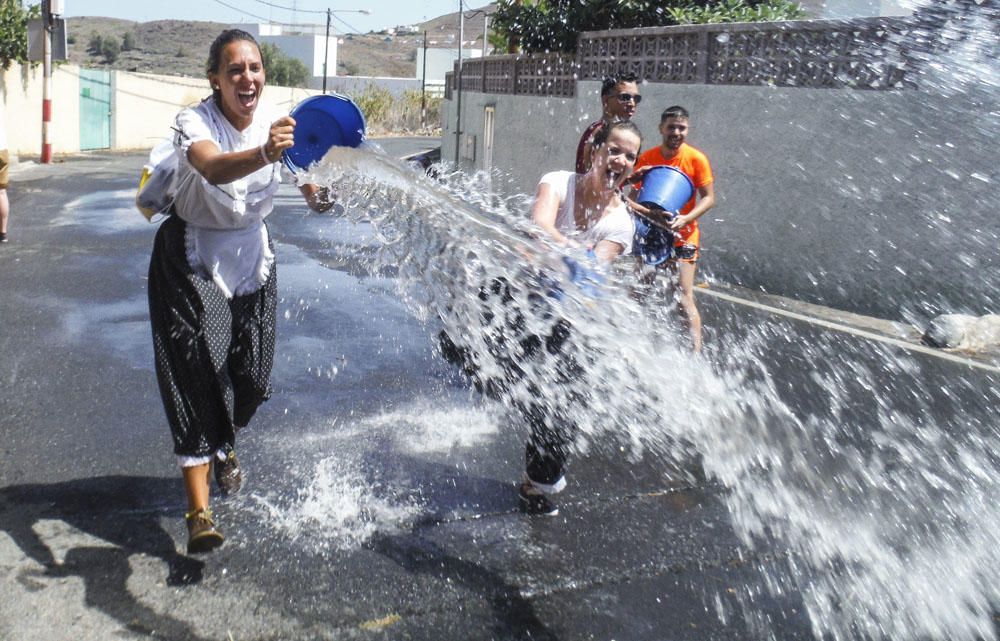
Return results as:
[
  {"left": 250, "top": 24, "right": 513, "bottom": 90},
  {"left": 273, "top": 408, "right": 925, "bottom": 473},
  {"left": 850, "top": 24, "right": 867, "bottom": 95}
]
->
[{"left": 575, "top": 72, "right": 642, "bottom": 174}]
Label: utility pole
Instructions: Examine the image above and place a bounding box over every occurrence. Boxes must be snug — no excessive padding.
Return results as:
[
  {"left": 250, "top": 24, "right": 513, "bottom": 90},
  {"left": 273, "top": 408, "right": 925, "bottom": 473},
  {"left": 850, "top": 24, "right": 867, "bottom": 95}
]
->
[
  {"left": 322, "top": 9, "right": 371, "bottom": 93},
  {"left": 41, "top": 0, "right": 53, "bottom": 163},
  {"left": 323, "top": 8, "right": 331, "bottom": 93},
  {"left": 482, "top": 15, "right": 488, "bottom": 57},
  {"left": 454, "top": 0, "right": 463, "bottom": 164},
  {"left": 421, "top": 31, "right": 428, "bottom": 130}
]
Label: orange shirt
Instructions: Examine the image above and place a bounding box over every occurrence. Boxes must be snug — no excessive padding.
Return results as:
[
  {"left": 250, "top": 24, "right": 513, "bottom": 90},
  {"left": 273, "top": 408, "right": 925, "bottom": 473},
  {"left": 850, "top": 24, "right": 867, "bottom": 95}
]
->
[{"left": 634, "top": 143, "right": 713, "bottom": 246}]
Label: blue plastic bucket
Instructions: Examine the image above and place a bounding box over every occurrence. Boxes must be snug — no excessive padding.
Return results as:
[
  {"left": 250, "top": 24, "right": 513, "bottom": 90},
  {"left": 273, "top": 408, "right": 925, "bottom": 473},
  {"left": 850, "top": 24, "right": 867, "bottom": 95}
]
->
[
  {"left": 636, "top": 166, "right": 694, "bottom": 213},
  {"left": 282, "top": 94, "right": 366, "bottom": 172}
]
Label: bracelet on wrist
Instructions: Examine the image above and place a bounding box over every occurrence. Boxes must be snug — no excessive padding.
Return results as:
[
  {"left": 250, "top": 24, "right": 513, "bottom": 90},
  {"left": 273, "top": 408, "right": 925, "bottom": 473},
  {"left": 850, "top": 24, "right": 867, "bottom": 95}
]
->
[{"left": 259, "top": 144, "right": 270, "bottom": 165}]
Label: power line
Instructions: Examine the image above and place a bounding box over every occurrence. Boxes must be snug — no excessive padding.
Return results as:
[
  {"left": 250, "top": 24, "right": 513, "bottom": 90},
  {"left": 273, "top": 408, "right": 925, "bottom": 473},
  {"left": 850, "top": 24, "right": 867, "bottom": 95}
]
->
[
  {"left": 211, "top": 0, "right": 371, "bottom": 32},
  {"left": 249, "top": 0, "right": 327, "bottom": 14},
  {"left": 329, "top": 13, "right": 364, "bottom": 34},
  {"left": 209, "top": 0, "right": 329, "bottom": 28},
  {"left": 209, "top": 0, "right": 272, "bottom": 23}
]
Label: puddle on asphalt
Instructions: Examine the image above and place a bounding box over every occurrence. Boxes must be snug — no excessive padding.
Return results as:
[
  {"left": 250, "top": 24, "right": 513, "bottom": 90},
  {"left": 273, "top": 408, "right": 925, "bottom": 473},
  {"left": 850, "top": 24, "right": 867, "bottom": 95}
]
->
[{"left": 55, "top": 190, "right": 150, "bottom": 234}]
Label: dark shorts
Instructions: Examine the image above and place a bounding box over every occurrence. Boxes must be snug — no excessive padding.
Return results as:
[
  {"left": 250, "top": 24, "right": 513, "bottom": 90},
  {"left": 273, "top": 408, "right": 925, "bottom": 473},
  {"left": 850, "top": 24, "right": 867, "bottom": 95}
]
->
[
  {"left": 673, "top": 242, "right": 699, "bottom": 263},
  {"left": 148, "top": 215, "right": 277, "bottom": 457},
  {"left": 0, "top": 150, "right": 9, "bottom": 189}
]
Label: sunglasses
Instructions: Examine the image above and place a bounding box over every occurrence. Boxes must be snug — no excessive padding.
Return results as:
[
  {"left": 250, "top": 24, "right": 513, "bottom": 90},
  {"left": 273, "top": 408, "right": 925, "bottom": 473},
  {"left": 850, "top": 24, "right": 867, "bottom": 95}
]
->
[{"left": 614, "top": 93, "right": 642, "bottom": 104}]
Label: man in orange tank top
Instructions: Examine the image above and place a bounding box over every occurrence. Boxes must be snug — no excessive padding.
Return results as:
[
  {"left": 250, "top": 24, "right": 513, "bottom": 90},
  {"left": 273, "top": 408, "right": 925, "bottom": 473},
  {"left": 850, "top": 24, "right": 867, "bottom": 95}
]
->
[{"left": 629, "top": 105, "right": 716, "bottom": 352}]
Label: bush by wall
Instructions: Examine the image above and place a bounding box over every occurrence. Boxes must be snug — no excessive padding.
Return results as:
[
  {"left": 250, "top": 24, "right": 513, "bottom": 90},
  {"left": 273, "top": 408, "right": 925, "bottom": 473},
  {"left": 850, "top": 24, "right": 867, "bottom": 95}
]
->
[{"left": 352, "top": 84, "right": 442, "bottom": 135}]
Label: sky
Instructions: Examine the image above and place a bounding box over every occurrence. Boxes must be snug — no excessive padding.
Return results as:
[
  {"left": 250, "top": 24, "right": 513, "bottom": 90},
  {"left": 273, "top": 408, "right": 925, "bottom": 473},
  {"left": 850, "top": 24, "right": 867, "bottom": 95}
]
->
[{"left": 51, "top": 0, "right": 471, "bottom": 34}]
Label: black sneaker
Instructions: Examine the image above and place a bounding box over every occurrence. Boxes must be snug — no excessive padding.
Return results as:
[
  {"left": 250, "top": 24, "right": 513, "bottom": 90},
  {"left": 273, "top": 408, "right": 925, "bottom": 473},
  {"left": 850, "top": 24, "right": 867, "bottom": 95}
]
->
[
  {"left": 0, "top": 232, "right": 7, "bottom": 243},
  {"left": 518, "top": 480, "right": 559, "bottom": 516},
  {"left": 214, "top": 445, "right": 242, "bottom": 496}
]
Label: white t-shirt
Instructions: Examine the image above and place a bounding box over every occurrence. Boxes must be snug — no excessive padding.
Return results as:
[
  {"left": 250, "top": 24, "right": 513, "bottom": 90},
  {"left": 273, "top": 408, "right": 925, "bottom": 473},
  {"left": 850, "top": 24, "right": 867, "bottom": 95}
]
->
[
  {"left": 172, "top": 99, "right": 282, "bottom": 298},
  {"left": 172, "top": 98, "right": 281, "bottom": 230},
  {"left": 539, "top": 170, "right": 633, "bottom": 255}
]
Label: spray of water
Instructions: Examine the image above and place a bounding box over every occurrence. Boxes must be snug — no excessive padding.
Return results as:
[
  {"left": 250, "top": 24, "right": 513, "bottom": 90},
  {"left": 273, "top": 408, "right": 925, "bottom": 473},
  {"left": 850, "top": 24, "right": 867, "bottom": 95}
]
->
[
  {"left": 251, "top": 3, "right": 1000, "bottom": 635},
  {"left": 280, "top": 131, "right": 1000, "bottom": 641}
]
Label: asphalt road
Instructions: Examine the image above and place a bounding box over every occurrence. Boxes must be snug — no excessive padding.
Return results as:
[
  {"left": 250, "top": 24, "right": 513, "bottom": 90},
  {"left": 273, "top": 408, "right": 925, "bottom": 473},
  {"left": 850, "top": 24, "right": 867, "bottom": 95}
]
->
[{"left": 0, "top": 140, "right": 996, "bottom": 641}]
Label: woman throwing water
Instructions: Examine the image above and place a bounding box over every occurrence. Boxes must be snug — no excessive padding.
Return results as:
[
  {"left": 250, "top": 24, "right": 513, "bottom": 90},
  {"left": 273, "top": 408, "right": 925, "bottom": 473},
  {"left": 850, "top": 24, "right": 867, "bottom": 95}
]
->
[
  {"left": 148, "top": 29, "right": 332, "bottom": 554},
  {"left": 518, "top": 120, "right": 642, "bottom": 515}
]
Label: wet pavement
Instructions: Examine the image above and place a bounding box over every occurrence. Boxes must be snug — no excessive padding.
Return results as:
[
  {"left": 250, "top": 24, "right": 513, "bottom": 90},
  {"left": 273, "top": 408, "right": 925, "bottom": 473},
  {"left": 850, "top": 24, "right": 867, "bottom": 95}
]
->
[{"left": 0, "top": 141, "right": 995, "bottom": 640}]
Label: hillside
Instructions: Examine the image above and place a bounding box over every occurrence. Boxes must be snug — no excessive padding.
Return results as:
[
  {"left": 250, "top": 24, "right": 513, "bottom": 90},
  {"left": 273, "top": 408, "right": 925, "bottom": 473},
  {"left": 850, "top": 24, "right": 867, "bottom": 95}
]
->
[
  {"left": 65, "top": 17, "right": 229, "bottom": 78},
  {"left": 64, "top": 4, "right": 496, "bottom": 82}
]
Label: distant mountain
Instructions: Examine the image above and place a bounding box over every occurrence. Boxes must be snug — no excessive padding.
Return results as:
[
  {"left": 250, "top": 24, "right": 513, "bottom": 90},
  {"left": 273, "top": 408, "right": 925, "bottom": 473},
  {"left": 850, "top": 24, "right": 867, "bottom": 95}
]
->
[
  {"left": 65, "top": 17, "right": 228, "bottom": 78},
  {"left": 63, "top": 4, "right": 496, "bottom": 81}
]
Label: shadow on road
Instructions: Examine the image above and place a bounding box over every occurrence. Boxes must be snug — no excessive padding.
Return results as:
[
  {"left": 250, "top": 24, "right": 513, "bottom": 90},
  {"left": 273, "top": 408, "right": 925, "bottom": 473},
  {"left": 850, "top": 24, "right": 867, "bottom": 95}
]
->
[
  {"left": 351, "top": 448, "right": 559, "bottom": 640},
  {"left": 0, "top": 475, "right": 210, "bottom": 641},
  {"left": 368, "top": 530, "right": 559, "bottom": 640}
]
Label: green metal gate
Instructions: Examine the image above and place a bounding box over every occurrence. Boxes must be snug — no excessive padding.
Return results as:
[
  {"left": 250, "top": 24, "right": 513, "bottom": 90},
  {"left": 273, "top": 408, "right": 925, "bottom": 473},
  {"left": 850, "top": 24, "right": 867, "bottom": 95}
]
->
[{"left": 79, "top": 69, "right": 111, "bottom": 150}]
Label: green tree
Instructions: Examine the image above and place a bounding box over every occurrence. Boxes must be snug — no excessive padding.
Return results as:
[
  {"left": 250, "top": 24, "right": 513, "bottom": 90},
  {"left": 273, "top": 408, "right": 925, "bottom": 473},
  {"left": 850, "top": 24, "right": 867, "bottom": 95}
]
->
[
  {"left": 492, "top": 0, "right": 804, "bottom": 53},
  {"left": 88, "top": 32, "right": 104, "bottom": 54},
  {"left": 0, "top": 0, "right": 39, "bottom": 70},
  {"left": 259, "top": 42, "right": 310, "bottom": 87},
  {"left": 122, "top": 31, "right": 136, "bottom": 51},
  {"left": 101, "top": 35, "right": 120, "bottom": 63}
]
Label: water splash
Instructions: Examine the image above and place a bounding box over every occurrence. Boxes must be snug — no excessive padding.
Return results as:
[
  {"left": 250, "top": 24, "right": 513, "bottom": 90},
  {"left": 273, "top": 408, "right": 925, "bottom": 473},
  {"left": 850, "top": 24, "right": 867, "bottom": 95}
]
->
[
  {"left": 251, "top": 454, "right": 424, "bottom": 553},
  {"left": 290, "top": 137, "right": 1000, "bottom": 641}
]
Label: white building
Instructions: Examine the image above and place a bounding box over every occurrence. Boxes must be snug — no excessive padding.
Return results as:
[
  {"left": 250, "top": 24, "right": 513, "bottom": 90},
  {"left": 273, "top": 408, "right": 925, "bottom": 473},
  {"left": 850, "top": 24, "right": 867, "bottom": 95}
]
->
[
  {"left": 240, "top": 23, "right": 338, "bottom": 90},
  {"left": 416, "top": 47, "right": 482, "bottom": 95}
]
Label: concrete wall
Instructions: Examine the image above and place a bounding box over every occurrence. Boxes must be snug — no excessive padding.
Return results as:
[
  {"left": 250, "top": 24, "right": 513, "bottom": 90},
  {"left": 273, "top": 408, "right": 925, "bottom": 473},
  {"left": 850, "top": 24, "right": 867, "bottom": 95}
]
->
[
  {"left": 0, "top": 63, "right": 80, "bottom": 158},
  {"left": 1, "top": 62, "right": 320, "bottom": 156},
  {"left": 111, "top": 72, "right": 206, "bottom": 150},
  {"left": 323, "top": 76, "right": 422, "bottom": 98},
  {"left": 443, "top": 80, "right": 999, "bottom": 320}
]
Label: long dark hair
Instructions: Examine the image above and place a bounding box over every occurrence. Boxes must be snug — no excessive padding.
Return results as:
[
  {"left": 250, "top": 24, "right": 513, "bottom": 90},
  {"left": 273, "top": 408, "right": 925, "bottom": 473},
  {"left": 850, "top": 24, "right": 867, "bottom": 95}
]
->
[
  {"left": 592, "top": 120, "right": 642, "bottom": 150},
  {"left": 206, "top": 29, "right": 261, "bottom": 105}
]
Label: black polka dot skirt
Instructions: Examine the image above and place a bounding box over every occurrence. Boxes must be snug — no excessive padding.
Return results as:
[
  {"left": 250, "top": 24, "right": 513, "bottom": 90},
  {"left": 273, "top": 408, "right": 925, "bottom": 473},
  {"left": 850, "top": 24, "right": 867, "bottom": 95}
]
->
[{"left": 148, "top": 214, "right": 277, "bottom": 458}]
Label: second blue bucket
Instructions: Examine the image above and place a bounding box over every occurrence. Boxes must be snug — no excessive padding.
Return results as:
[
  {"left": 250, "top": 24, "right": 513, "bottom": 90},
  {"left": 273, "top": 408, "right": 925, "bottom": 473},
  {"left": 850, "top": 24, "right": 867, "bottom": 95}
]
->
[
  {"left": 283, "top": 94, "right": 366, "bottom": 173},
  {"left": 637, "top": 166, "right": 694, "bottom": 213}
]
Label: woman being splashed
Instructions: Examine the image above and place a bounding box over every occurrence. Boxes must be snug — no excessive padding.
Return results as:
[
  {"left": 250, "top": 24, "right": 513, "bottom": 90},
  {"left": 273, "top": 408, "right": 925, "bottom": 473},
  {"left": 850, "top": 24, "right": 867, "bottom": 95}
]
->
[
  {"left": 148, "top": 29, "right": 332, "bottom": 554},
  {"left": 441, "top": 120, "right": 643, "bottom": 516},
  {"left": 517, "top": 120, "right": 642, "bottom": 515},
  {"left": 530, "top": 121, "right": 641, "bottom": 263}
]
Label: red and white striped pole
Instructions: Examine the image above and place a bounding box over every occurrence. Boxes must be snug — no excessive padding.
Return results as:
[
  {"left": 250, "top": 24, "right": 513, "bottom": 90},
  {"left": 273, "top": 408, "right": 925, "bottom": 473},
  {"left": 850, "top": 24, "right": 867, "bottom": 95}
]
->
[{"left": 41, "top": 0, "right": 52, "bottom": 164}]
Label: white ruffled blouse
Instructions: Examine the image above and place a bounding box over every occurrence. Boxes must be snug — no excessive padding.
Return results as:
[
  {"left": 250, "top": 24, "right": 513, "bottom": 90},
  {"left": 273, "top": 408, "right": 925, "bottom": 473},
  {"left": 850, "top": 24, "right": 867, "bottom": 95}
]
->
[{"left": 172, "top": 98, "right": 281, "bottom": 298}]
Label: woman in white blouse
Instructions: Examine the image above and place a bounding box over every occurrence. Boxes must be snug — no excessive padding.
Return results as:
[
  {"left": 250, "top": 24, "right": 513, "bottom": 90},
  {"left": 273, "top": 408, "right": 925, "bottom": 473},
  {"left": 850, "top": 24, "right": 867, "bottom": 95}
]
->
[
  {"left": 148, "top": 29, "right": 332, "bottom": 554},
  {"left": 518, "top": 120, "right": 642, "bottom": 516}
]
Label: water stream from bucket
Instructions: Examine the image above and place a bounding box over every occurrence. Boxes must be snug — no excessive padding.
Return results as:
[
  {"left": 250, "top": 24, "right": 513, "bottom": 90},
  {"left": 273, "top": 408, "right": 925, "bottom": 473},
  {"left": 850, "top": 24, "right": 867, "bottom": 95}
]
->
[{"left": 268, "top": 5, "right": 997, "bottom": 638}]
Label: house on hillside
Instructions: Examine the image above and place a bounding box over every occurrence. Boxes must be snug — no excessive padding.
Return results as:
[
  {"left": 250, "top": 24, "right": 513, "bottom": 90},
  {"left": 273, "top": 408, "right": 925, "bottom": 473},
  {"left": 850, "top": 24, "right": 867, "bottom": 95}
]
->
[
  {"left": 240, "top": 23, "right": 338, "bottom": 90},
  {"left": 416, "top": 47, "right": 483, "bottom": 97}
]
